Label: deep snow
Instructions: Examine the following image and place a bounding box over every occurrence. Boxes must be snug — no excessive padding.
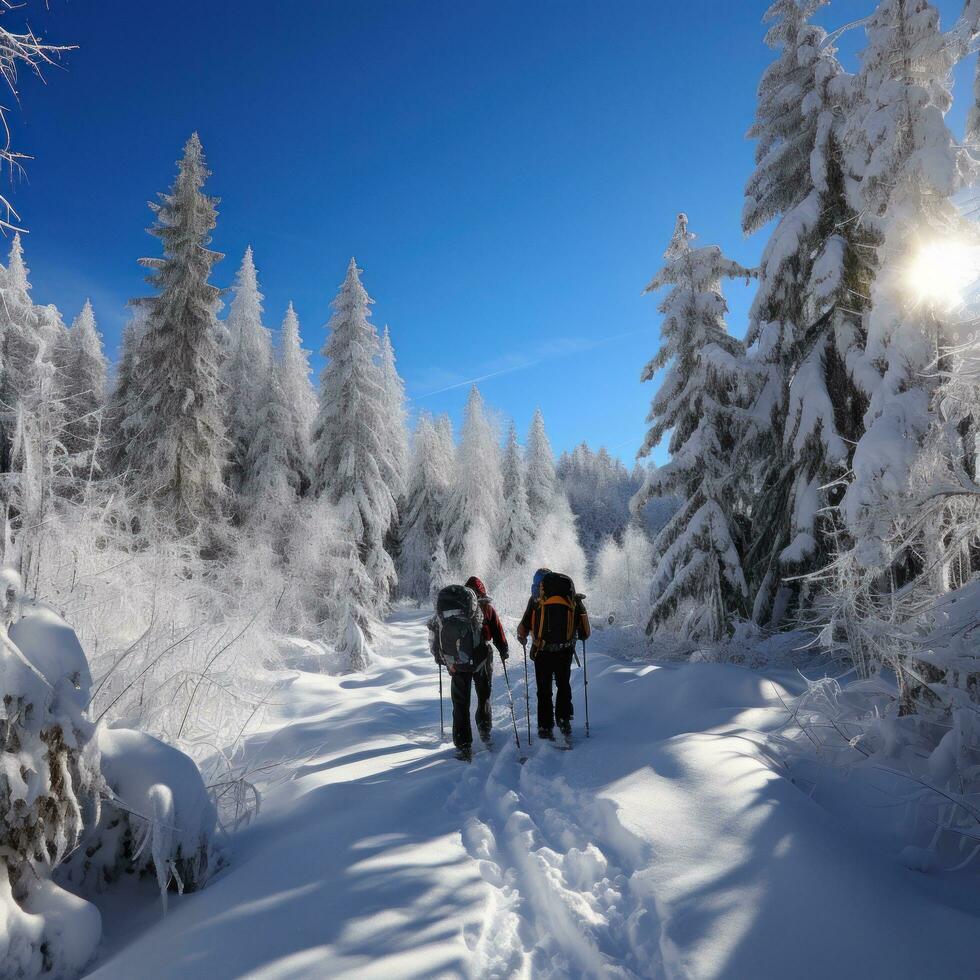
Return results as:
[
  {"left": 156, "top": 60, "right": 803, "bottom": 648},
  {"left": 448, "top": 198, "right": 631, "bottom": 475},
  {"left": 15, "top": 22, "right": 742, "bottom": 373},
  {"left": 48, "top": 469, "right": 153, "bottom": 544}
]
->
[{"left": 80, "top": 609, "right": 980, "bottom": 979}]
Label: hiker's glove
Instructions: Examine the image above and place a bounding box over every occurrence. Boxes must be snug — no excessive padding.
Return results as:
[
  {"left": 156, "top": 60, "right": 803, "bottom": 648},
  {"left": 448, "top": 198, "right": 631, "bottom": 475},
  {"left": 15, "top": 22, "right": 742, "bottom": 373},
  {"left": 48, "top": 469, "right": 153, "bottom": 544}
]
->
[
  {"left": 529, "top": 647, "right": 537, "bottom": 662},
  {"left": 500, "top": 649, "right": 509, "bottom": 662}
]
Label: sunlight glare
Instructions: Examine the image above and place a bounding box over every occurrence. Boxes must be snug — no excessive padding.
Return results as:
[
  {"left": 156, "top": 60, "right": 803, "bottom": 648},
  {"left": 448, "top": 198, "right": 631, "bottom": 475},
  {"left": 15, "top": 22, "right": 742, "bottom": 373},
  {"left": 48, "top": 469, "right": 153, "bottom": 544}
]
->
[{"left": 906, "top": 240, "right": 980, "bottom": 309}]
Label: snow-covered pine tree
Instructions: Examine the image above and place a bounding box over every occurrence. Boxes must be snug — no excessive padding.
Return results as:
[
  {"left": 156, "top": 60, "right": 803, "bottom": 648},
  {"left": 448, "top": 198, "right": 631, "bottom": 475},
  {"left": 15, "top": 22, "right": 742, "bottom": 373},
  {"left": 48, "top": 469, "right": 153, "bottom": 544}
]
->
[
  {"left": 277, "top": 302, "right": 317, "bottom": 496},
  {"left": 839, "top": 1, "right": 974, "bottom": 571},
  {"left": 429, "top": 535, "right": 450, "bottom": 609},
  {"left": 379, "top": 325, "right": 409, "bottom": 503},
  {"left": 61, "top": 300, "right": 108, "bottom": 478},
  {"left": 242, "top": 355, "right": 298, "bottom": 520},
  {"left": 631, "top": 213, "right": 752, "bottom": 642},
  {"left": 0, "top": 234, "right": 40, "bottom": 468},
  {"left": 499, "top": 421, "right": 535, "bottom": 568},
  {"left": 442, "top": 385, "right": 502, "bottom": 575},
  {"left": 106, "top": 306, "right": 148, "bottom": 475},
  {"left": 331, "top": 526, "right": 376, "bottom": 669},
  {"left": 5, "top": 296, "right": 70, "bottom": 580},
  {"left": 435, "top": 413, "right": 456, "bottom": 472},
  {"left": 122, "top": 133, "right": 227, "bottom": 532},
  {"left": 224, "top": 247, "right": 272, "bottom": 498},
  {"left": 43, "top": 303, "right": 72, "bottom": 400},
  {"left": 526, "top": 407, "right": 557, "bottom": 521},
  {"left": 399, "top": 412, "right": 453, "bottom": 603},
  {"left": 739, "top": 0, "right": 869, "bottom": 626},
  {"left": 335, "top": 599, "right": 371, "bottom": 673},
  {"left": 379, "top": 325, "right": 409, "bottom": 569},
  {"left": 311, "top": 259, "right": 398, "bottom": 611}
]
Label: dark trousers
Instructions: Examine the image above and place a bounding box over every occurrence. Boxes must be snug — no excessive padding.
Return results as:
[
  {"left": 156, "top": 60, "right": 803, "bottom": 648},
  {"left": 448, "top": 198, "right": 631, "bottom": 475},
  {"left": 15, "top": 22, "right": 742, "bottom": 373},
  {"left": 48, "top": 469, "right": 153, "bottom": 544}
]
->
[
  {"left": 451, "top": 662, "right": 492, "bottom": 748},
  {"left": 534, "top": 648, "right": 574, "bottom": 730}
]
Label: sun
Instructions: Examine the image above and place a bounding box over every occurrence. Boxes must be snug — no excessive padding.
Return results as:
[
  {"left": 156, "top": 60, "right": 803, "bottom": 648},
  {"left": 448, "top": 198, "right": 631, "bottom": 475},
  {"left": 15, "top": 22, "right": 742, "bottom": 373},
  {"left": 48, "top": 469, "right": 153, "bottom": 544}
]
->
[{"left": 906, "top": 239, "right": 980, "bottom": 310}]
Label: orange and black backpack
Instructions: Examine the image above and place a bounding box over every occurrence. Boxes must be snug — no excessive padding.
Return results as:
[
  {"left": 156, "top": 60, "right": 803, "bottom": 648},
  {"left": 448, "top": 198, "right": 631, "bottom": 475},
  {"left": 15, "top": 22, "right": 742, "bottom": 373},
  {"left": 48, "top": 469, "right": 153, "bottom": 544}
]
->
[{"left": 532, "top": 572, "right": 588, "bottom": 651}]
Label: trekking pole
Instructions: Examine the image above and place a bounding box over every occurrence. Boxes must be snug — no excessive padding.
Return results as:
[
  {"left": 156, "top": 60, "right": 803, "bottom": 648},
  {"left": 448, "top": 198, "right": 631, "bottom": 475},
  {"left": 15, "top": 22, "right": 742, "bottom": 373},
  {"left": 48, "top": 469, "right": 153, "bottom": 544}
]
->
[
  {"left": 438, "top": 663, "right": 445, "bottom": 741},
  {"left": 501, "top": 660, "right": 524, "bottom": 757},
  {"left": 521, "top": 640, "right": 532, "bottom": 744},
  {"left": 582, "top": 638, "right": 590, "bottom": 738}
]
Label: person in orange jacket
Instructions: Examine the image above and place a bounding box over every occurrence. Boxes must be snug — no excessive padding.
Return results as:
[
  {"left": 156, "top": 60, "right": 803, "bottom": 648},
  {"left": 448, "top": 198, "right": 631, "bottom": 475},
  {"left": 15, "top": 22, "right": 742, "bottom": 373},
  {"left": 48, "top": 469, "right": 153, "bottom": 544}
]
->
[{"left": 517, "top": 569, "right": 590, "bottom": 740}]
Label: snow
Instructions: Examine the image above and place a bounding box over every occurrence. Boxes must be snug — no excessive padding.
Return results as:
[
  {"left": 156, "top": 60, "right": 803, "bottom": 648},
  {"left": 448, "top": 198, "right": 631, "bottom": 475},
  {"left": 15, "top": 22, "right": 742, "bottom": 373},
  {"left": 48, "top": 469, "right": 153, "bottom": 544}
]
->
[
  {"left": 2, "top": 867, "right": 101, "bottom": 980},
  {"left": 1, "top": 597, "right": 103, "bottom": 979},
  {"left": 79, "top": 608, "right": 980, "bottom": 978},
  {"left": 73, "top": 728, "right": 217, "bottom": 908},
  {"left": 9, "top": 600, "right": 93, "bottom": 710}
]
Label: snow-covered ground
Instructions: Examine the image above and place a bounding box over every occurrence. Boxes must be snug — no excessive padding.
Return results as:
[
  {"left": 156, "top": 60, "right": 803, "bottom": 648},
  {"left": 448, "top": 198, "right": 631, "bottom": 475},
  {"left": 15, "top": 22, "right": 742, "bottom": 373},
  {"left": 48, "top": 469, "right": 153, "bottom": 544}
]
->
[{"left": 82, "top": 608, "right": 980, "bottom": 979}]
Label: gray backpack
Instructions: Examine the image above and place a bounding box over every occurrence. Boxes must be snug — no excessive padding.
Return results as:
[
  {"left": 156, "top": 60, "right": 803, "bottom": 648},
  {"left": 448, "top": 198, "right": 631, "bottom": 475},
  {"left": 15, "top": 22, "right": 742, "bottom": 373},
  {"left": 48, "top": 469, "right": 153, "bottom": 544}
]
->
[{"left": 434, "top": 585, "right": 484, "bottom": 671}]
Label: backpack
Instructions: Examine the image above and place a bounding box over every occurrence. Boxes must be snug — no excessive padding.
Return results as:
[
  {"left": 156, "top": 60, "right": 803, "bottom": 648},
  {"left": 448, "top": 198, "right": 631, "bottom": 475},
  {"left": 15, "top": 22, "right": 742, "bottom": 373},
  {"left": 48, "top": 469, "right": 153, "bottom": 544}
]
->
[
  {"left": 530, "top": 567, "right": 551, "bottom": 599},
  {"left": 434, "top": 585, "right": 484, "bottom": 671},
  {"left": 533, "top": 572, "right": 579, "bottom": 649}
]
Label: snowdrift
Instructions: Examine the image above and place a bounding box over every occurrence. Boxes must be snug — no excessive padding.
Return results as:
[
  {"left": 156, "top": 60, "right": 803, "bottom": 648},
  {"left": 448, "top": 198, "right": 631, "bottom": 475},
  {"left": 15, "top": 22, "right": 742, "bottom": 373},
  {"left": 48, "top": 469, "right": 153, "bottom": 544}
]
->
[
  {"left": 1, "top": 585, "right": 103, "bottom": 978},
  {"left": 1, "top": 577, "right": 218, "bottom": 979}
]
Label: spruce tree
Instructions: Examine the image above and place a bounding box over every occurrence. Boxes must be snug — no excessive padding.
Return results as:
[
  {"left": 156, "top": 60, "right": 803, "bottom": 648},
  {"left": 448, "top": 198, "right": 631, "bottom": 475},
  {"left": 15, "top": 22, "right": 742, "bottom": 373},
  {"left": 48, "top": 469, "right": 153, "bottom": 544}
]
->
[
  {"left": 62, "top": 300, "right": 108, "bottom": 476},
  {"left": 331, "top": 528, "right": 377, "bottom": 667},
  {"left": 429, "top": 535, "right": 450, "bottom": 609},
  {"left": 225, "top": 246, "right": 272, "bottom": 496},
  {"left": 379, "top": 325, "right": 409, "bottom": 502},
  {"left": 311, "top": 259, "right": 398, "bottom": 610},
  {"left": 106, "top": 306, "right": 147, "bottom": 475},
  {"left": 526, "top": 408, "right": 556, "bottom": 521},
  {"left": 499, "top": 421, "right": 535, "bottom": 567},
  {"left": 632, "top": 213, "right": 752, "bottom": 641},
  {"left": 740, "top": 0, "right": 869, "bottom": 625},
  {"left": 399, "top": 412, "right": 453, "bottom": 603},
  {"left": 435, "top": 414, "right": 456, "bottom": 472},
  {"left": 277, "top": 302, "right": 316, "bottom": 495},
  {"left": 123, "top": 133, "right": 227, "bottom": 531},
  {"left": 242, "top": 358, "right": 297, "bottom": 517},
  {"left": 0, "top": 234, "right": 40, "bottom": 466},
  {"left": 379, "top": 325, "right": 409, "bottom": 569},
  {"left": 442, "top": 385, "right": 502, "bottom": 574}
]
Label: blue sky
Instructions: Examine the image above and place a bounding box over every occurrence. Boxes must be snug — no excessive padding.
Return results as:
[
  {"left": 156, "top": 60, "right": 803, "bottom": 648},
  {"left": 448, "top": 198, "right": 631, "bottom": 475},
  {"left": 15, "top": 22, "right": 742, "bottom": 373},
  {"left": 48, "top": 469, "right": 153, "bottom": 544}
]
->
[{"left": 6, "top": 0, "right": 975, "bottom": 463}]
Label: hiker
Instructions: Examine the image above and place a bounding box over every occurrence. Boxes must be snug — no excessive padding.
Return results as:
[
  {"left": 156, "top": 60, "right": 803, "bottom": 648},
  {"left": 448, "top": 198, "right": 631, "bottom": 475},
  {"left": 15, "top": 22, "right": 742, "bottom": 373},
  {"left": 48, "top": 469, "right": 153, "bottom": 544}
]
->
[
  {"left": 429, "top": 575, "right": 508, "bottom": 759},
  {"left": 518, "top": 569, "right": 591, "bottom": 740}
]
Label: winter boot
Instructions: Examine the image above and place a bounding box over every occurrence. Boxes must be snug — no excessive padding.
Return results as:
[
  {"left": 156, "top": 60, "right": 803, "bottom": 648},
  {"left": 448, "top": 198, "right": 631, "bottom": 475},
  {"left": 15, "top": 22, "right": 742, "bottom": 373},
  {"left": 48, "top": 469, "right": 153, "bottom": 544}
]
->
[
  {"left": 454, "top": 745, "right": 473, "bottom": 763},
  {"left": 538, "top": 726, "right": 554, "bottom": 740},
  {"left": 558, "top": 720, "right": 572, "bottom": 739}
]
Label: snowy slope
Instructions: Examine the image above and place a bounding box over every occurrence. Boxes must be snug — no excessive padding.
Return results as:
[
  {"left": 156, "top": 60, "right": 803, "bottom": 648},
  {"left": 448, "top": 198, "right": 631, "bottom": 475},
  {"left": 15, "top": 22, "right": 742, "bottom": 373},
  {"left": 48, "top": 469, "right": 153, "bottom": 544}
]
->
[{"left": 83, "top": 609, "right": 980, "bottom": 979}]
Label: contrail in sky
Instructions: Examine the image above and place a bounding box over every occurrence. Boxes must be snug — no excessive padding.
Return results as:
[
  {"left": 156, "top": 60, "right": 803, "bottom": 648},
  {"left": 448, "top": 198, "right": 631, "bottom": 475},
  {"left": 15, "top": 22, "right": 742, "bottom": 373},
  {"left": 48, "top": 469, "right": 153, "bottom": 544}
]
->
[{"left": 414, "top": 324, "right": 649, "bottom": 400}]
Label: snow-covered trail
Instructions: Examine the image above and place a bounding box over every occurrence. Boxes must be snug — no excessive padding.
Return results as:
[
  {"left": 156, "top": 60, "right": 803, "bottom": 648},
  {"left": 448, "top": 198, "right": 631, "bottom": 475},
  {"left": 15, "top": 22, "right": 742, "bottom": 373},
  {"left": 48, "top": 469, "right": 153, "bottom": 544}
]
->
[{"left": 84, "top": 608, "right": 980, "bottom": 979}]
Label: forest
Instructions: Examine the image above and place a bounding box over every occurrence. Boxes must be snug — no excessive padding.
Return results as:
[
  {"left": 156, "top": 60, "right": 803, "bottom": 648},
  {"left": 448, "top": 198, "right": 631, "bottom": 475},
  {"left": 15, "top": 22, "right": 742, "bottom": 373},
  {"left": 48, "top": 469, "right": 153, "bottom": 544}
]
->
[{"left": 4, "top": 1, "right": 980, "bottom": 977}]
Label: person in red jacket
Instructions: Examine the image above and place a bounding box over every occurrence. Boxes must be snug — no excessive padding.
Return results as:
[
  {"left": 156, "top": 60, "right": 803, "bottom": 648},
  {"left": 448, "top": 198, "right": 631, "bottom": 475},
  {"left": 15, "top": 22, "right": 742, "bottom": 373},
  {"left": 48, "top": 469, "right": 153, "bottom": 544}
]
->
[{"left": 448, "top": 576, "right": 508, "bottom": 755}]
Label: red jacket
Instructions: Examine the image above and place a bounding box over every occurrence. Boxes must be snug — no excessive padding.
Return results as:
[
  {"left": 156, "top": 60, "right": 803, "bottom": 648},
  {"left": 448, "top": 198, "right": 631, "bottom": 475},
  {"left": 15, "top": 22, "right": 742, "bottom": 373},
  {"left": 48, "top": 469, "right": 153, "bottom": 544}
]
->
[{"left": 465, "top": 576, "right": 508, "bottom": 656}]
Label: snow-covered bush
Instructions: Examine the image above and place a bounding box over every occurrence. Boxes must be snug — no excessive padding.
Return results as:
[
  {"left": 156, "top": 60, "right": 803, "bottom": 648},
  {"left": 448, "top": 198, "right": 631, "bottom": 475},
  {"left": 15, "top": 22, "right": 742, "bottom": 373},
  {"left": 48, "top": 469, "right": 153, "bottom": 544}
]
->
[
  {"left": 776, "top": 585, "right": 980, "bottom": 872},
  {"left": 23, "top": 491, "right": 306, "bottom": 758},
  {"left": 0, "top": 577, "right": 103, "bottom": 979},
  {"left": 64, "top": 727, "right": 217, "bottom": 912},
  {"left": 590, "top": 525, "right": 653, "bottom": 632}
]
